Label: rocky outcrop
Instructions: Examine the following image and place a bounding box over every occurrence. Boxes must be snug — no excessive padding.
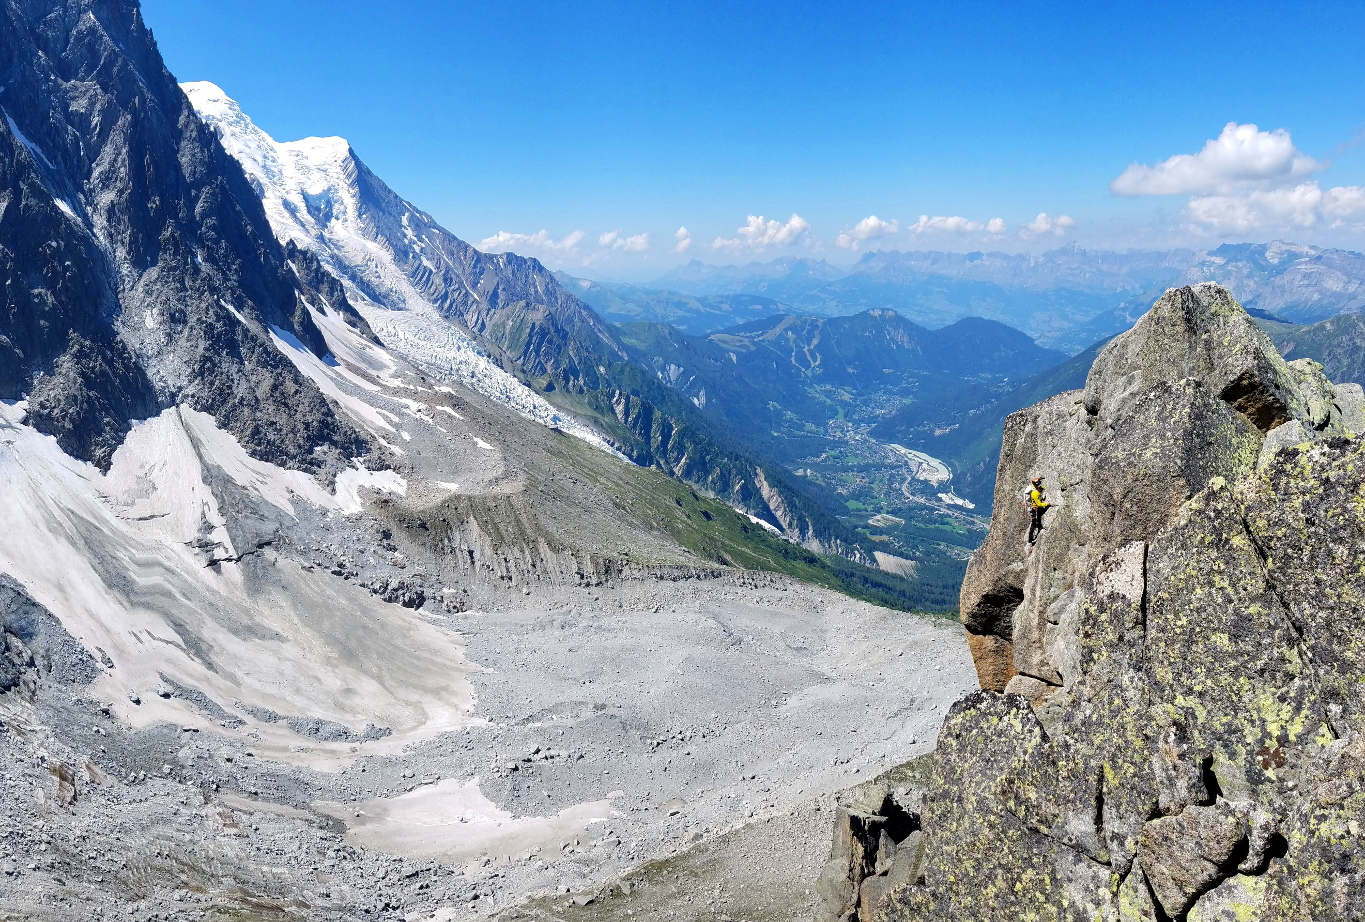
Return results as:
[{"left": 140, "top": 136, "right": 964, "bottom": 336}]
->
[
  {"left": 816, "top": 758, "right": 931, "bottom": 922},
  {"left": 283, "top": 240, "right": 379, "bottom": 344},
  {"left": 882, "top": 284, "right": 1365, "bottom": 920},
  {"left": 0, "top": 575, "right": 99, "bottom": 694}
]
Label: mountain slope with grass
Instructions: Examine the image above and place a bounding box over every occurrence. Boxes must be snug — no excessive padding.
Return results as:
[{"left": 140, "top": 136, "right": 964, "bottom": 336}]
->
[{"left": 1257, "top": 311, "right": 1365, "bottom": 388}]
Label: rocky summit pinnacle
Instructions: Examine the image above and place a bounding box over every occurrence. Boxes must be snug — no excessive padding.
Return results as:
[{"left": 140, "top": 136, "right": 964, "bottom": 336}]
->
[{"left": 863, "top": 283, "right": 1365, "bottom": 920}]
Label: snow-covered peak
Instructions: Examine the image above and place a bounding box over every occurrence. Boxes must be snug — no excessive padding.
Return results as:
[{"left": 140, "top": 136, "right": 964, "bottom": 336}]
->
[
  {"left": 180, "top": 80, "right": 236, "bottom": 119},
  {"left": 183, "top": 81, "right": 360, "bottom": 251},
  {"left": 284, "top": 135, "right": 353, "bottom": 166},
  {"left": 183, "top": 82, "right": 619, "bottom": 457},
  {"left": 182, "top": 80, "right": 289, "bottom": 183}
]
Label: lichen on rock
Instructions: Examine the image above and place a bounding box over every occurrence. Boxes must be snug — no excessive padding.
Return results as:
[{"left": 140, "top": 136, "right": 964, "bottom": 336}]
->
[{"left": 877, "top": 284, "right": 1365, "bottom": 921}]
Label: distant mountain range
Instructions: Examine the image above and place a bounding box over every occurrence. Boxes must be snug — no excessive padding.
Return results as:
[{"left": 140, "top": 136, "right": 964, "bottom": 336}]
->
[
  {"left": 651, "top": 256, "right": 850, "bottom": 302},
  {"left": 554, "top": 242, "right": 1365, "bottom": 520},
  {"left": 582, "top": 243, "right": 1365, "bottom": 354},
  {"left": 620, "top": 310, "right": 1064, "bottom": 463},
  {"left": 1259, "top": 312, "right": 1365, "bottom": 390}
]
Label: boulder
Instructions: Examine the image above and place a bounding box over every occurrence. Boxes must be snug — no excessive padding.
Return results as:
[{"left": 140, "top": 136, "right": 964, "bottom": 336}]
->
[
  {"left": 816, "top": 805, "right": 888, "bottom": 922},
  {"left": 1137, "top": 804, "right": 1245, "bottom": 917},
  {"left": 1188, "top": 874, "right": 1269, "bottom": 922},
  {"left": 1083, "top": 283, "right": 1304, "bottom": 433},
  {"left": 1333, "top": 382, "right": 1365, "bottom": 433},
  {"left": 816, "top": 774, "right": 923, "bottom": 922}
]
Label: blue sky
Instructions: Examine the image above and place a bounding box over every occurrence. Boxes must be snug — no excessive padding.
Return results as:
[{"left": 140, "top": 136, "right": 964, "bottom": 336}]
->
[{"left": 142, "top": 0, "right": 1365, "bottom": 277}]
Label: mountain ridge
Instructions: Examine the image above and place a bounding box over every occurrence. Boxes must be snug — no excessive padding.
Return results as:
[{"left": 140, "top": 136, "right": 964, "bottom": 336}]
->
[
  {"left": 840, "top": 283, "right": 1365, "bottom": 921},
  {"left": 627, "top": 242, "right": 1365, "bottom": 355},
  {"left": 0, "top": 2, "right": 368, "bottom": 471}
]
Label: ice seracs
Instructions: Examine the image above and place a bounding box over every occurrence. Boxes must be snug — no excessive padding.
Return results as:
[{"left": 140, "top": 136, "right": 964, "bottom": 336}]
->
[{"left": 182, "top": 81, "right": 616, "bottom": 456}]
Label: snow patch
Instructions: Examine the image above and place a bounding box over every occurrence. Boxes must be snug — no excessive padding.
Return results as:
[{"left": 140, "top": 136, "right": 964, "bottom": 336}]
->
[
  {"left": 219, "top": 297, "right": 248, "bottom": 326},
  {"left": 334, "top": 467, "right": 408, "bottom": 515},
  {"left": 0, "top": 404, "right": 473, "bottom": 770},
  {"left": 268, "top": 325, "right": 395, "bottom": 434},
  {"left": 5, "top": 111, "right": 54, "bottom": 168},
  {"left": 735, "top": 508, "right": 782, "bottom": 534},
  {"left": 315, "top": 778, "right": 612, "bottom": 864}
]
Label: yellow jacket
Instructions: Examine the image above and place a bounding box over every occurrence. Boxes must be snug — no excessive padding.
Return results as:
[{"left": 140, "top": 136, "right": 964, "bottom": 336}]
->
[{"left": 1029, "top": 488, "right": 1050, "bottom": 509}]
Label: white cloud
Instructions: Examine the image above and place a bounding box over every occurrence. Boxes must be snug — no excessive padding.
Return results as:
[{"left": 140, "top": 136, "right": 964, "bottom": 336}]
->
[
  {"left": 479, "top": 228, "right": 585, "bottom": 257},
  {"left": 713, "top": 213, "right": 811, "bottom": 251},
  {"left": 1184, "top": 181, "right": 1365, "bottom": 233},
  {"left": 1112, "top": 122, "right": 1322, "bottom": 197},
  {"left": 1019, "top": 213, "right": 1075, "bottom": 238},
  {"left": 836, "top": 215, "right": 900, "bottom": 250},
  {"left": 480, "top": 227, "right": 653, "bottom": 267},
  {"left": 985, "top": 217, "right": 1007, "bottom": 235},
  {"left": 599, "top": 230, "right": 650, "bottom": 252},
  {"left": 674, "top": 226, "right": 692, "bottom": 253},
  {"left": 1110, "top": 121, "right": 1365, "bottom": 236},
  {"left": 1324, "top": 186, "right": 1365, "bottom": 221},
  {"left": 909, "top": 215, "right": 984, "bottom": 235}
]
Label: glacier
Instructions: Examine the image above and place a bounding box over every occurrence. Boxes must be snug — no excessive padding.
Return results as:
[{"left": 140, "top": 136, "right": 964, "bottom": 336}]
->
[{"left": 182, "top": 81, "right": 619, "bottom": 457}]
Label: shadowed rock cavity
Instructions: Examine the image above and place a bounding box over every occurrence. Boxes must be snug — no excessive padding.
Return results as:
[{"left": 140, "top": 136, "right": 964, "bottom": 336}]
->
[
  {"left": 816, "top": 763, "right": 928, "bottom": 922},
  {"left": 871, "top": 284, "right": 1365, "bottom": 921}
]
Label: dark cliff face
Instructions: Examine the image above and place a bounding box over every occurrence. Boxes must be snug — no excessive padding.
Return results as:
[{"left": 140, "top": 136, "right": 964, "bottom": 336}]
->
[
  {"left": 864, "top": 284, "right": 1365, "bottom": 921},
  {"left": 0, "top": 0, "right": 364, "bottom": 468}
]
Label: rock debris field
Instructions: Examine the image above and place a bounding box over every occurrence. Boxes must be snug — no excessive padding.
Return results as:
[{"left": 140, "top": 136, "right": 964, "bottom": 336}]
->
[{"left": 0, "top": 573, "right": 972, "bottom": 921}]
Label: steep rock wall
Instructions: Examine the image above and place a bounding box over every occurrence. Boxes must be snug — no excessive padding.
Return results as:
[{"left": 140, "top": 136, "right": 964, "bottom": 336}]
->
[
  {"left": 0, "top": 0, "right": 365, "bottom": 468},
  {"left": 875, "top": 284, "right": 1365, "bottom": 921}
]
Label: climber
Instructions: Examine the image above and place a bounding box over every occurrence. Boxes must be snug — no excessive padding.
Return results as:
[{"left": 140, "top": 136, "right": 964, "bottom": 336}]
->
[{"left": 1027, "top": 476, "right": 1050, "bottom": 547}]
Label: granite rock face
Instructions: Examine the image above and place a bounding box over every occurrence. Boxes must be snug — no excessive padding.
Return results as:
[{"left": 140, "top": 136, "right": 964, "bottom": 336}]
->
[
  {"left": 0, "top": 0, "right": 365, "bottom": 469},
  {"left": 883, "top": 284, "right": 1365, "bottom": 921},
  {"left": 816, "top": 758, "right": 931, "bottom": 922}
]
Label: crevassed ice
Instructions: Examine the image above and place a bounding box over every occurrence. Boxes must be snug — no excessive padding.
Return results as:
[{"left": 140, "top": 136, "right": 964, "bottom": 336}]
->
[
  {"left": 356, "top": 304, "right": 621, "bottom": 455},
  {"left": 181, "top": 81, "right": 622, "bottom": 460}
]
